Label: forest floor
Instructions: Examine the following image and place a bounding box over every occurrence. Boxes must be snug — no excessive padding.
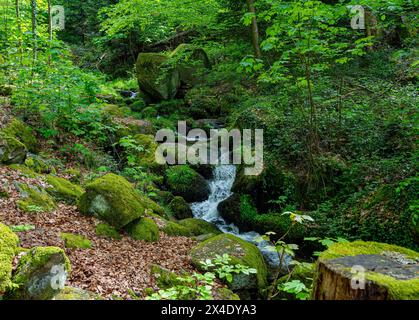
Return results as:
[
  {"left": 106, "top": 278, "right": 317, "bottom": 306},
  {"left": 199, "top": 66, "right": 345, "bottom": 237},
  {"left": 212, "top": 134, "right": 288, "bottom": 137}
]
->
[{"left": 0, "top": 165, "right": 197, "bottom": 299}]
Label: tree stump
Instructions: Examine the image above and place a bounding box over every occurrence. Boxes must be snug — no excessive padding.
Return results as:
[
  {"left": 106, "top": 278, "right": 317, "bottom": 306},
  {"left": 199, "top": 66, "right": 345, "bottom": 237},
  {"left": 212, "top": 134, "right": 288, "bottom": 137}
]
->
[{"left": 312, "top": 241, "right": 419, "bottom": 300}]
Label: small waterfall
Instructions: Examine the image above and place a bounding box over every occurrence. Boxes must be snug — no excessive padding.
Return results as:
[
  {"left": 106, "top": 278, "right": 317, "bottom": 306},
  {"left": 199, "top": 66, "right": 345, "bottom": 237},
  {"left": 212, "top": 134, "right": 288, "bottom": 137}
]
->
[{"left": 191, "top": 155, "right": 282, "bottom": 268}]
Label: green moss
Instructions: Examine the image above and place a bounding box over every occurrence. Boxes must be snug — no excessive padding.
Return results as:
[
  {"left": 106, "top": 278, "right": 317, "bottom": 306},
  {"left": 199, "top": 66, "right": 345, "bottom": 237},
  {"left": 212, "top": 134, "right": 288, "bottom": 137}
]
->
[
  {"left": 60, "top": 233, "right": 92, "bottom": 249},
  {"left": 319, "top": 241, "right": 419, "bottom": 300},
  {"left": 178, "top": 219, "right": 221, "bottom": 236},
  {"left": 0, "top": 223, "right": 19, "bottom": 293},
  {"left": 78, "top": 173, "right": 145, "bottom": 229},
  {"left": 215, "top": 287, "right": 240, "bottom": 300},
  {"left": 8, "top": 164, "right": 40, "bottom": 178},
  {"left": 125, "top": 217, "right": 160, "bottom": 242},
  {"left": 101, "top": 104, "right": 125, "bottom": 117},
  {"left": 319, "top": 240, "right": 419, "bottom": 261},
  {"left": 1, "top": 118, "right": 37, "bottom": 152},
  {"left": 162, "top": 221, "right": 191, "bottom": 236},
  {"left": 165, "top": 165, "right": 210, "bottom": 202},
  {"left": 130, "top": 99, "right": 146, "bottom": 112},
  {"left": 142, "top": 107, "right": 158, "bottom": 118},
  {"left": 45, "top": 175, "right": 84, "bottom": 204},
  {"left": 366, "top": 272, "right": 419, "bottom": 300},
  {"left": 190, "top": 234, "right": 268, "bottom": 292},
  {"left": 52, "top": 286, "right": 104, "bottom": 300},
  {"left": 150, "top": 264, "right": 183, "bottom": 289},
  {"left": 24, "top": 156, "right": 53, "bottom": 174},
  {"left": 130, "top": 134, "right": 165, "bottom": 172},
  {"left": 16, "top": 184, "right": 56, "bottom": 213},
  {"left": 63, "top": 168, "right": 81, "bottom": 182},
  {"left": 9, "top": 246, "right": 71, "bottom": 300},
  {"left": 169, "top": 196, "right": 192, "bottom": 219},
  {"left": 0, "top": 132, "right": 27, "bottom": 164},
  {"left": 95, "top": 223, "right": 121, "bottom": 240}
]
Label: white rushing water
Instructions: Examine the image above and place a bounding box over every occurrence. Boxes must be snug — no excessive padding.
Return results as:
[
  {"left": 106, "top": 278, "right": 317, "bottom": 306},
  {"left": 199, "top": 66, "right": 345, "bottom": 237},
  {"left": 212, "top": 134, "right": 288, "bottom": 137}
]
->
[{"left": 190, "top": 156, "right": 281, "bottom": 268}]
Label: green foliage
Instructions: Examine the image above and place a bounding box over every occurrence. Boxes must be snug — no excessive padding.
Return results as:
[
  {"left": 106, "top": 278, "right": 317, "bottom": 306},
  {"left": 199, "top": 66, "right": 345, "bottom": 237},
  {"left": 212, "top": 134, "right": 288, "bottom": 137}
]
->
[
  {"left": 95, "top": 223, "right": 121, "bottom": 240},
  {"left": 146, "top": 254, "right": 255, "bottom": 300}
]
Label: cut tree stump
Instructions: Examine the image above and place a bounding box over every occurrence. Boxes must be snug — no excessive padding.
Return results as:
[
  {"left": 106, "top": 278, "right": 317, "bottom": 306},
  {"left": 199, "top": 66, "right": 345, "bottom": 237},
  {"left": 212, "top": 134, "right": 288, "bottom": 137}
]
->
[{"left": 312, "top": 241, "right": 419, "bottom": 300}]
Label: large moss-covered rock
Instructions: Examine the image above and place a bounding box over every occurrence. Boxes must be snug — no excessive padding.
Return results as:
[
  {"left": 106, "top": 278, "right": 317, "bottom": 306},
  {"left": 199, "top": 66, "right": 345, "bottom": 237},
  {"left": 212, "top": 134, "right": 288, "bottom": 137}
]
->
[
  {"left": 0, "top": 223, "right": 19, "bottom": 294},
  {"left": 136, "top": 52, "right": 180, "bottom": 101},
  {"left": 8, "top": 246, "right": 71, "bottom": 300},
  {"left": 1, "top": 118, "right": 37, "bottom": 152},
  {"left": 16, "top": 184, "right": 56, "bottom": 213},
  {"left": 312, "top": 241, "right": 419, "bottom": 300},
  {"left": 45, "top": 175, "right": 84, "bottom": 204},
  {"left": 0, "top": 132, "right": 27, "bottom": 164},
  {"left": 136, "top": 44, "right": 210, "bottom": 101},
  {"left": 125, "top": 217, "right": 160, "bottom": 242},
  {"left": 189, "top": 234, "right": 268, "bottom": 295},
  {"left": 165, "top": 165, "right": 210, "bottom": 202},
  {"left": 169, "top": 196, "right": 193, "bottom": 219},
  {"left": 78, "top": 174, "right": 148, "bottom": 229}
]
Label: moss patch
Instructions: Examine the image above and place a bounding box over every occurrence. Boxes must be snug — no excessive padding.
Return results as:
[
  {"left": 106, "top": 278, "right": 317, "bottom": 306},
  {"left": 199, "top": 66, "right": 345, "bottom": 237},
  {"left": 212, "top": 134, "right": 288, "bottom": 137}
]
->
[
  {"left": 16, "top": 184, "right": 56, "bottom": 213},
  {"left": 125, "top": 217, "right": 160, "bottom": 242},
  {"left": 45, "top": 175, "right": 84, "bottom": 204},
  {"left": 169, "top": 196, "right": 192, "bottom": 219},
  {"left": 0, "top": 132, "right": 27, "bottom": 164},
  {"left": 95, "top": 223, "right": 121, "bottom": 240},
  {"left": 0, "top": 223, "right": 19, "bottom": 293},
  {"left": 60, "top": 233, "right": 92, "bottom": 249},
  {"left": 1, "top": 118, "right": 37, "bottom": 152}
]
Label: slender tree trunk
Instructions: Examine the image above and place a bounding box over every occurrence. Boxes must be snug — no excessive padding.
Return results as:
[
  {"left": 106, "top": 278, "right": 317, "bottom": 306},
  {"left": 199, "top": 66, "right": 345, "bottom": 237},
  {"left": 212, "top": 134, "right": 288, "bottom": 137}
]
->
[
  {"left": 47, "top": 0, "right": 52, "bottom": 64},
  {"left": 15, "top": 0, "right": 23, "bottom": 64},
  {"left": 246, "top": 0, "right": 261, "bottom": 58},
  {"left": 30, "top": 0, "right": 37, "bottom": 62}
]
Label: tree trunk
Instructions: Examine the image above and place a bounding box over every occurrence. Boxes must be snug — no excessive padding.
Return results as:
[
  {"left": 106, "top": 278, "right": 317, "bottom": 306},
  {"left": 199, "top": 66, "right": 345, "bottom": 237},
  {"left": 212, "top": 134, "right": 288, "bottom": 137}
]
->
[
  {"left": 312, "top": 253, "right": 419, "bottom": 300},
  {"left": 47, "top": 0, "right": 52, "bottom": 64},
  {"left": 30, "top": 0, "right": 37, "bottom": 62},
  {"left": 15, "top": 0, "right": 23, "bottom": 63},
  {"left": 246, "top": 0, "right": 261, "bottom": 58}
]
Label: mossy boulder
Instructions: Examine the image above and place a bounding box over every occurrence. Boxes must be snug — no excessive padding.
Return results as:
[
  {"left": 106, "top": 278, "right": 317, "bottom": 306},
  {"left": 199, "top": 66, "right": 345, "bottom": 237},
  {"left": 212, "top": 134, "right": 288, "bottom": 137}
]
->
[
  {"left": 0, "top": 132, "right": 27, "bottom": 164},
  {"left": 60, "top": 233, "right": 92, "bottom": 249},
  {"left": 312, "top": 241, "right": 419, "bottom": 300},
  {"left": 129, "top": 99, "right": 146, "bottom": 112},
  {"left": 95, "top": 223, "right": 121, "bottom": 240},
  {"left": 78, "top": 174, "right": 149, "bottom": 229},
  {"left": 8, "top": 164, "right": 40, "bottom": 178},
  {"left": 163, "top": 218, "right": 220, "bottom": 237},
  {"left": 189, "top": 234, "right": 268, "bottom": 295},
  {"left": 136, "top": 44, "right": 210, "bottom": 101},
  {"left": 8, "top": 246, "right": 71, "bottom": 300},
  {"left": 16, "top": 184, "right": 56, "bottom": 213},
  {"left": 0, "top": 223, "right": 19, "bottom": 294},
  {"left": 45, "top": 175, "right": 84, "bottom": 204},
  {"left": 165, "top": 165, "right": 210, "bottom": 202},
  {"left": 101, "top": 104, "right": 127, "bottom": 117},
  {"left": 136, "top": 52, "right": 180, "bottom": 101},
  {"left": 52, "top": 286, "right": 104, "bottom": 300},
  {"left": 125, "top": 217, "right": 160, "bottom": 242},
  {"left": 169, "top": 196, "right": 193, "bottom": 219},
  {"left": 1, "top": 118, "right": 37, "bottom": 152}
]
